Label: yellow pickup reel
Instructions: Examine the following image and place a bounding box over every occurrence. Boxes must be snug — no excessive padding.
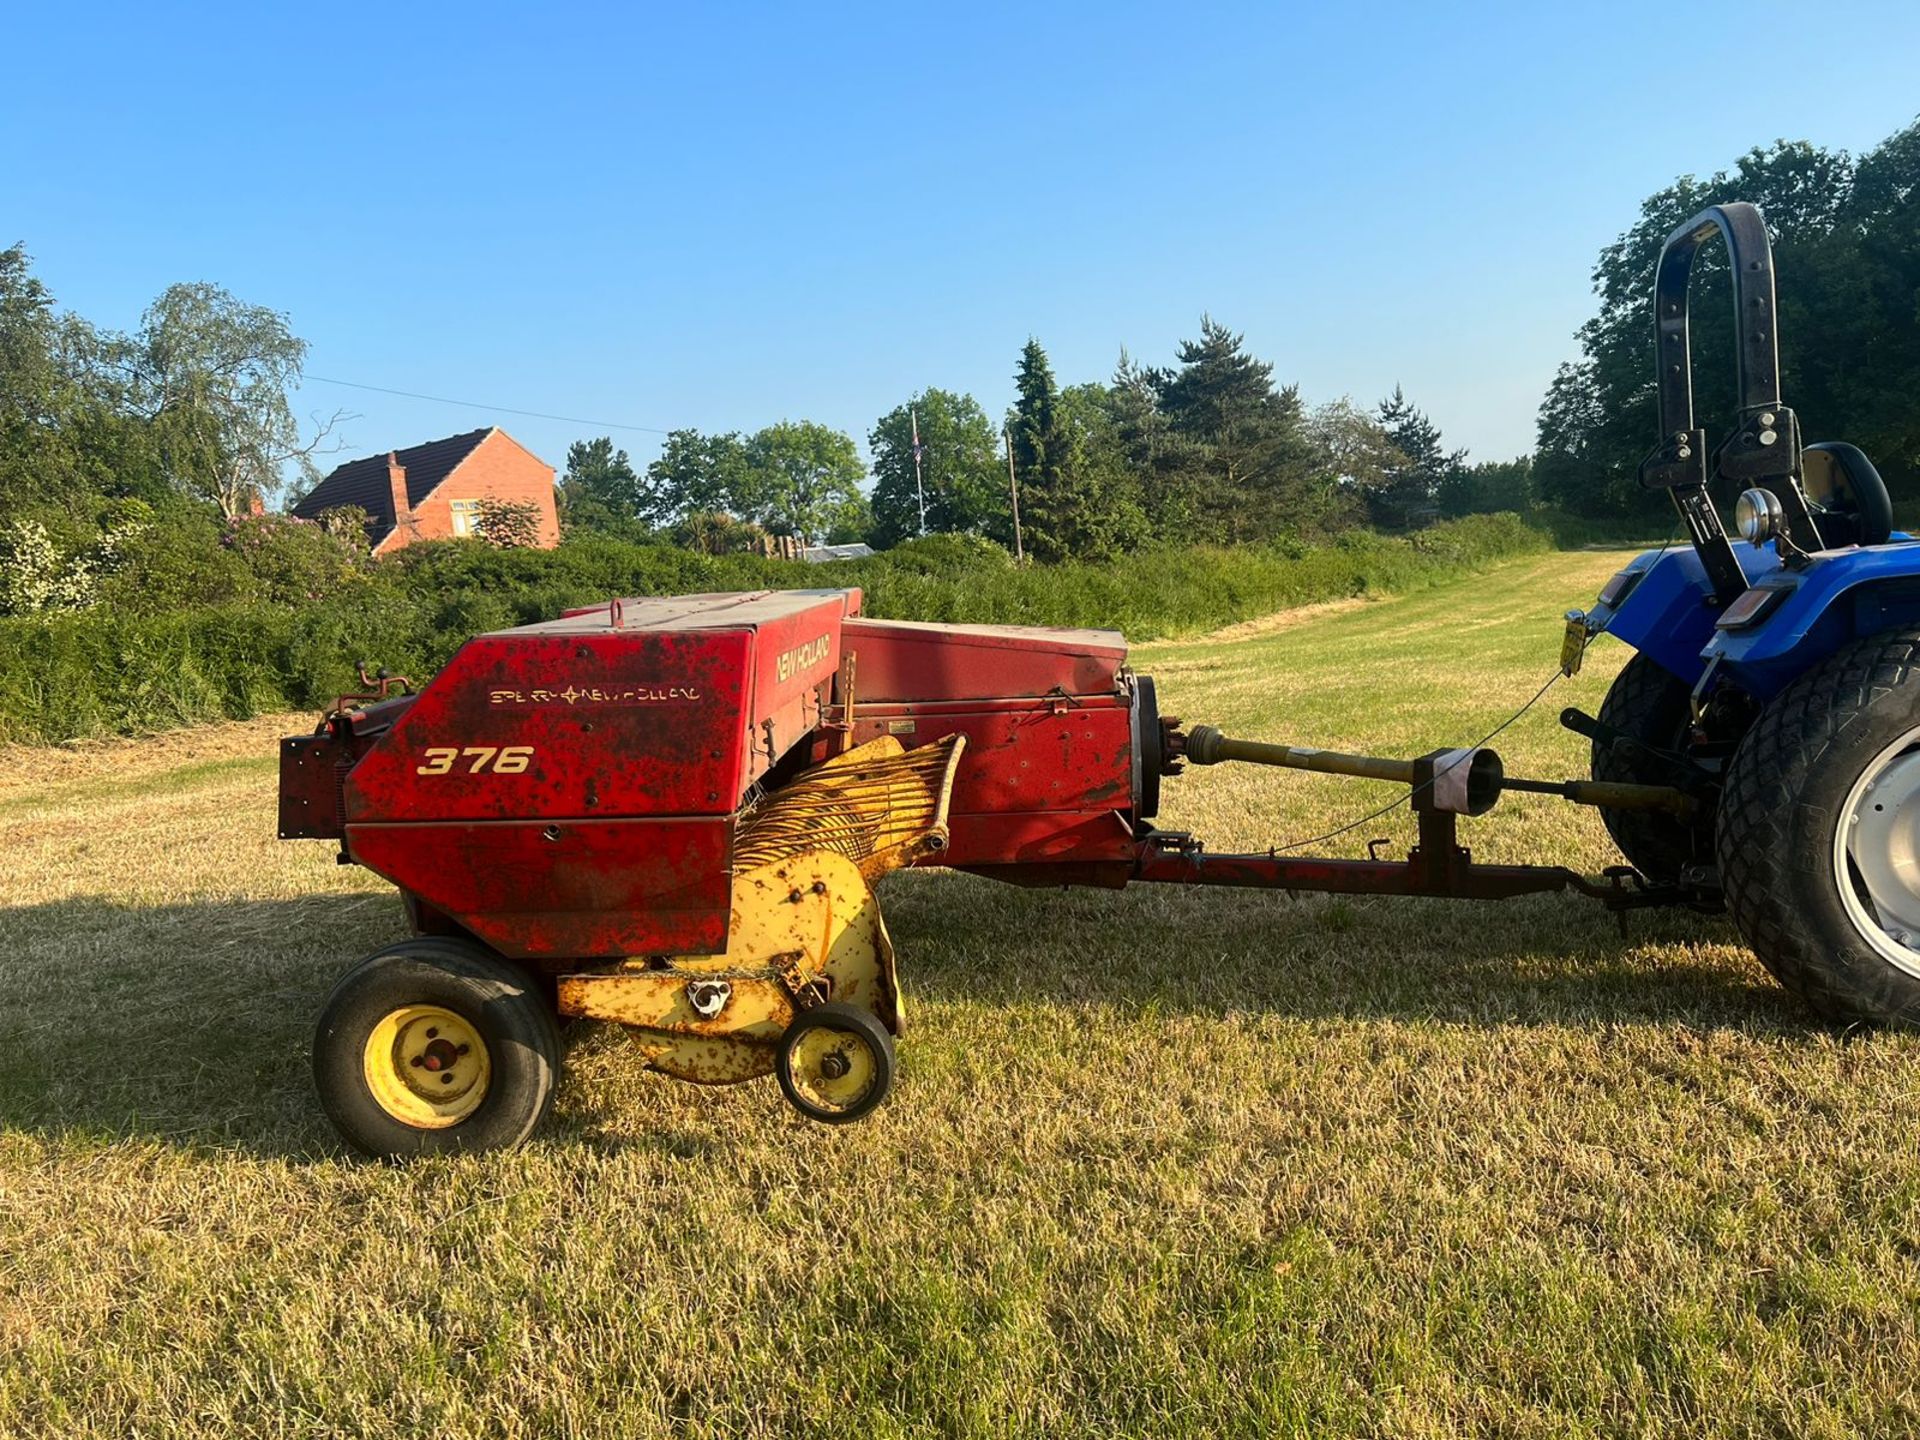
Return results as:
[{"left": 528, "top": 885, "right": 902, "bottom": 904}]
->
[{"left": 558, "top": 734, "right": 967, "bottom": 1122}]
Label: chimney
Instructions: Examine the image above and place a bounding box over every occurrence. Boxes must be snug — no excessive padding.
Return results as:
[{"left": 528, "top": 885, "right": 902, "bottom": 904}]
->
[{"left": 386, "top": 452, "right": 410, "bottom": 532}]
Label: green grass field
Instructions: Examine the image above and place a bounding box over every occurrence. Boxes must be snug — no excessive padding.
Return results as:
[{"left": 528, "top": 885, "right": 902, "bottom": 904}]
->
[{"left": 3, "top": 550, "right": 1917, "bottom": 1438}]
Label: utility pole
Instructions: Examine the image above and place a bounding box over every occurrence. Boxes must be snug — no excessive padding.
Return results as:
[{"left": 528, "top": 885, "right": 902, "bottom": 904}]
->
[
  {"left": 1003, "top": 426, "right": 1024, "bottom": 564},
  {"left": 910, "top": 406, "right": 928, "bottom": 536}
]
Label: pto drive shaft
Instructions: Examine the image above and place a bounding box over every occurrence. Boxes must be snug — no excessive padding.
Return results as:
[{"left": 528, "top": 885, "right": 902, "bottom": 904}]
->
[{"left": 1178, "top": 725, "right": 1697, "bottom": 820}]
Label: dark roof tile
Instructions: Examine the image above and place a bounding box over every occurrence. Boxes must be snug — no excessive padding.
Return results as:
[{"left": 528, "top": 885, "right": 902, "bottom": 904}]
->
[{"left": 293, "top": 427, "right": 494, "bottom": 542}]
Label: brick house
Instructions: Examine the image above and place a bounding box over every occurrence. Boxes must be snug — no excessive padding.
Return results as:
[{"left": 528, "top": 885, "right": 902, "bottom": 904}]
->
[{"left": 293, "top": 427, "right": 559, "bottom": 554}]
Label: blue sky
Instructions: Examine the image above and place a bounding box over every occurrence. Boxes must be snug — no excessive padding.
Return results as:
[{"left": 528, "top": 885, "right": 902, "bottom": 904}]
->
[{"left": 5, "top": 1, "right": 1918, "bottom": 485}]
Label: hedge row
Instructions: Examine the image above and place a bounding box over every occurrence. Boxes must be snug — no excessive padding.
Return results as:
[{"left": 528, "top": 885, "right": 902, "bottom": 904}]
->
[{"left": 0, "top": 514, "right": 1548, "bottom": 744}]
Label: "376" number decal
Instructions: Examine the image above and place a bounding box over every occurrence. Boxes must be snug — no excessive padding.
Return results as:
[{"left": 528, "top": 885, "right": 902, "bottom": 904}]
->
[{"left": 415, "top": 745, "right": 534, "bottom": 776}]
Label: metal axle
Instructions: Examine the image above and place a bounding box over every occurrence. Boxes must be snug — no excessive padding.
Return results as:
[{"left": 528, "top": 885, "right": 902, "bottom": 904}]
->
[{"left": 1181, "top": 724, "right": 1697, "bottom": 820}]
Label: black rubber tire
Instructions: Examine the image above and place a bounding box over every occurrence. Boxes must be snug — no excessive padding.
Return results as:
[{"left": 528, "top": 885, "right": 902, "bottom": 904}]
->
[
  {"left": 1591, "top": 653, "right": 1712, "bottom": 883},
  {"left": 313, "top": 938, "right": 563, "bottom": 1157},
  {"left": 775, "top": 1002, "right": 896, "bottom": 1125},
  {"left": 1717, "top": 631, "right": 1920, "bottom": 1026}
]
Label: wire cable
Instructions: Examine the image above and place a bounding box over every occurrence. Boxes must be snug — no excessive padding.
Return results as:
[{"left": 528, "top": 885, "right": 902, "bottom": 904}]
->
[
  {"left": 1267, "top": 666, "right": 1571, "bottom": 854},
  {"left": 302, "top": 375, "right": 676, "bottom": 436},
  {"left": 1263, "top": 524, "right": 1683, "bottom": 855}
]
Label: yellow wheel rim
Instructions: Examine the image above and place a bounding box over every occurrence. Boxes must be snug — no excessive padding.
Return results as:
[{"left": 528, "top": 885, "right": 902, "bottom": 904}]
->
[
  {"left": 362, "top": 1005, "right": 491, "bottom": 1129},
  {"left": 786, "top": 1025, "right": 879, "bottom": 1115}
]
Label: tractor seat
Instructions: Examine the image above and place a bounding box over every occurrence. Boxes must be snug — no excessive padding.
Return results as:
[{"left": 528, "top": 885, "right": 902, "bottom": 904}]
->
[{"left": 1803, "top": 441, "right": 1895, "bottom": 548}]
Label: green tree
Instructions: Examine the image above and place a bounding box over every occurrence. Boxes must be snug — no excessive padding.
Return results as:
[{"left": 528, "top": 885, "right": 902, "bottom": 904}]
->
[
  {"left": 637, "top": 429, "right": 751, "bottom": 527},
  {"left": 867, "top": 389, "right": 1006, "bottom": 547},
  {"left": 1007, "top": 339, "right": 1073, "bottom": 559},
  {"left": 558, "top": 436, "right": 644, "bottom": 534},
  {"left": 0, "top": 245, "right": 164, "bottom": 523},
  {"left": 1052, "top": 382, "right": 1148, "bottom": 558},
  {"left": 1305, "top": 398, "right": 1398, "bottom": 528},
  {"left": 1151, "top": 316, "right": 1322, "bottom": 540},
  {"left": 126, "top": 282, "right": 343, "bottom": 517},
  {"left": 1371, "top": 386, "right": 1465, "bottom": 527},
  {"left": 476, "top": 497, "right": 546, "bottom": 548},
  {"left": 742, "top": 420, "right": 869, "bottom": 545},
  {"left": 1107, "top": 348, "right": 1203, "bottom": 540},
  {"left": 1535, "top": 124, "right": 1920, "bottom": 517},
  {"left": 672, "top": 509, "right": 765, "bottom": 556},
  {"left": 1438, "top": 455, "right": 1534, "bottom": 517}
]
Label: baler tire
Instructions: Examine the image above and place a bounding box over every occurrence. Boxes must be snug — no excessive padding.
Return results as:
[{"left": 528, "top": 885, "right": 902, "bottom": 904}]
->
[
  {"left": 1591, "top": 653, "right": 1712, "bottom": 884},
  {"left": 776, "top": 1002, "right": 896, "bottom": 1124},
  {"left": 313, "top": 939, "right": 562, "bottom": 1157},
  {"left": 1717, "top": 633, "right": 1920, "bottom": 1027}
]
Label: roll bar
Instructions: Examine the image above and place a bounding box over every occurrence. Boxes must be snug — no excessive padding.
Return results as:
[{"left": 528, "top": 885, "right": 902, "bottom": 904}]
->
[{"left": 1636, "top": 202, "right": 1818, "bottom": 602}]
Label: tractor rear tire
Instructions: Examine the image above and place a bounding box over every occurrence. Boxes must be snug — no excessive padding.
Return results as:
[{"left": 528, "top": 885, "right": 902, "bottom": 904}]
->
[
  {"left": 1591, "top": 653, "right": 1712, "bottom": 884},
  {"left": 313, "top": 938, "right": 563, "bottom": 1157},
  {"left": 1717, "top": 631, "right": 1920, "bottom": 1026}
]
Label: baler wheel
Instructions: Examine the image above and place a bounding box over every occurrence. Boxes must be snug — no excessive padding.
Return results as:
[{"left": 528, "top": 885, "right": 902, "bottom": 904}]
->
[
  {"left": 313, "top": 939, "right": 562, "bottom": 1157},
  {"left": 776, "top": 1002, "right": 896, "bottom": 1124}
]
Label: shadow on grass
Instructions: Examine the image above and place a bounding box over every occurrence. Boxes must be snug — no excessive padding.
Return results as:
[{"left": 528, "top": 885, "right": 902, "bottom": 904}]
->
[
  {"left": 881, "top": 870, "right": 1826, "bottom": 1035},
  {"left": 0, "top": 893, "right": 695, "bottom": 1162},
  {"left": 0, "top": 880, "right": 1834, "bottom": 1157}
]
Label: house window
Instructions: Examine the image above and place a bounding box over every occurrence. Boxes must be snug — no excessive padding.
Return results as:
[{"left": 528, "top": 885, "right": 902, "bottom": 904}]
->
[{"left": 449, "top": 499, "right": 482, "bottom": 537}]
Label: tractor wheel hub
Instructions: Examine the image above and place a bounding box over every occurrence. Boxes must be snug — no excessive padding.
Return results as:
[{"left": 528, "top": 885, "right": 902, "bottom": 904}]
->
[{"left": 1837, "top": 732, "right": 1920, "bottom": 976}]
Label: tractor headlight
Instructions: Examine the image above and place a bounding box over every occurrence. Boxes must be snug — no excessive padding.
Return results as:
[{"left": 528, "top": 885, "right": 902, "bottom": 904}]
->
[{"left": 1735, "top": 487, "right": 1783, "bottom": 544}]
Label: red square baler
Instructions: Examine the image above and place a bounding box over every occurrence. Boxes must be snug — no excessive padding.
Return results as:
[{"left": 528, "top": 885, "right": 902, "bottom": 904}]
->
[
  {"left": 282, "top": 586, "right": 1171, "bottom": 1152},
  {"left": 283, "top": 585, "right": 1689, "bottom": 1155}
]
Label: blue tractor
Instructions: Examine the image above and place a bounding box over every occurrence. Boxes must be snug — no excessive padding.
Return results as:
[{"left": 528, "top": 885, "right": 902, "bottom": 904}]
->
[{"left": 1576, "top": 201, "right": 1917, "bottom": 1025}]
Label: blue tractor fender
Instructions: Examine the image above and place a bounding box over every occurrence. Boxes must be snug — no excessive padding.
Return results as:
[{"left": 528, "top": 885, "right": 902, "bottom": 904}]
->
[
  {"left": 1584, "top": 544, "right": 1727, "bottom": 687},
  {"left": 1588, "top": 538, "right": 1920, "bottom": 702}
]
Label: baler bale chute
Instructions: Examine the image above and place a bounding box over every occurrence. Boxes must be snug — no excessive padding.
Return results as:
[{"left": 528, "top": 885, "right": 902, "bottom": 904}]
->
[{"left": 282, "top": 199, "right": 1920, "bottom": 1156}]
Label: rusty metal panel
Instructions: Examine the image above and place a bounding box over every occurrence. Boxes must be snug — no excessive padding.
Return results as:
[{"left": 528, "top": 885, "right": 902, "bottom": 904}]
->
[
  {"left": 850, "top": 699, "right": 1132, "bottom": 817},
  {"left": 842, "top": 617, "right": 1126, "bottom": 700},
  {"left": 346, "top": 817, "right": 733, "bottom": 958},
  {"left": 739, "top": 598, "right": 846, "bottom": 786},
  {"left": 342, "top": 628, "right": 754, "bottom": 823},
  {"left": 940, "top": 808, "right": 1137, "bottom": 866},
  {"left": 277, "top": 732, "right": 346, "bottom": 839}
]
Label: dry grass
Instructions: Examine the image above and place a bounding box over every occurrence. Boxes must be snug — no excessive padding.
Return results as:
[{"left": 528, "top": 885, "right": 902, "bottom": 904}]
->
[{"left": 2, "top": 550, "right": 1917, "bottom": 1438}]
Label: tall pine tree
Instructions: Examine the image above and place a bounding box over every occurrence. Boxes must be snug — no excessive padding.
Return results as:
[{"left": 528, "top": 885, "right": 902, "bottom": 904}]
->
[
  {"left": 1152, "top": 316, "right": 1320, "bottom": 540},
  {"left": 1372, "top": 386, "right": 1465, "bottom": 527},
  {"left": 1009, "top": 339, "right": 1070, "bottom": 560}
]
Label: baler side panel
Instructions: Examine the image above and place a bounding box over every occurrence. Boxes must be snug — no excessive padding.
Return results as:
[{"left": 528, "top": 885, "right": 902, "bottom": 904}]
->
[
  {"left": 345, "top": 818, "right": 732, "bottom": 958},
  {"left": 738, "top": 600, "right": 847, "bottom": 790},
  {"left": 848, "top": 701, "right": 1134, "bottom": 864},
  {"left": 838, "top": 611, "right": 1139, "bottom": 866},
  {"left": 842, "top": 617, "right": 1126, "bottom": 700},
  {"left": 343, "top": 629, "right": 752, "bottom": 823},
  {"left": 338, "top": 627, "right": 755, "bottom": 961},
  {"left": 943, "top": 808, "right": 1138, "bottom": 865}
]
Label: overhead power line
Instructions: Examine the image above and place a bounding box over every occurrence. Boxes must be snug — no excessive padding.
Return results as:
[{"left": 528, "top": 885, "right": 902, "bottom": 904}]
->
[{"left": 303, "top": 374, "right": 676, "bottom": 436}]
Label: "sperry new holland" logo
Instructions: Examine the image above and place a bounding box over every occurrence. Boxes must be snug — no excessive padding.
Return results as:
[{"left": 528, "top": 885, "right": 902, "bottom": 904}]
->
[{"left": 775, "top": 634, "right": 832, "bottom": 683}]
